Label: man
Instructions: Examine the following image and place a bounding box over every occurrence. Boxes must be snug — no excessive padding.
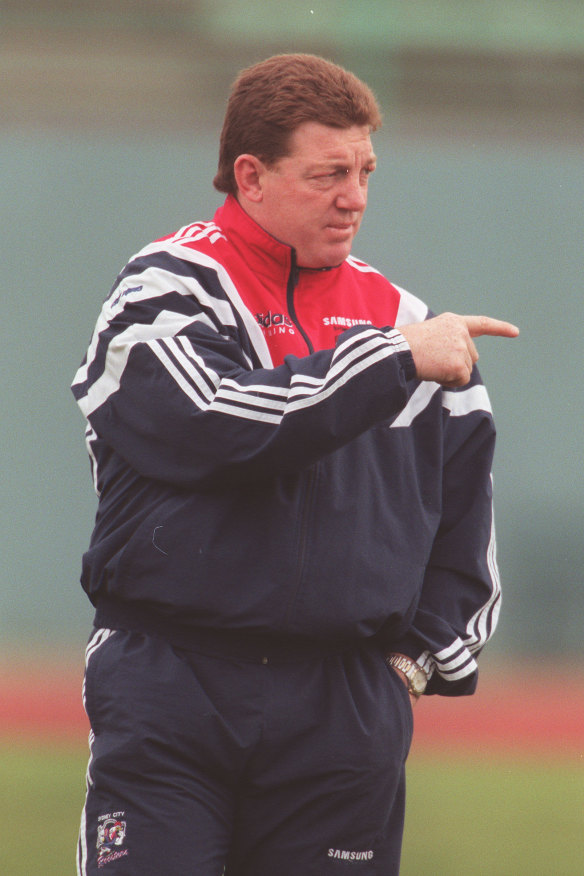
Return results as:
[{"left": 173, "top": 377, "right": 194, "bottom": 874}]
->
[{"left": 72, "top": 54, "right": 518, "bottom": 875}]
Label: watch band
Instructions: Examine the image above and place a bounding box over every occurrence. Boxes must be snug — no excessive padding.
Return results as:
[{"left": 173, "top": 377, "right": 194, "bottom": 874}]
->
[{"left": 385, "top": 653, "right": 429, "bottom": 697}]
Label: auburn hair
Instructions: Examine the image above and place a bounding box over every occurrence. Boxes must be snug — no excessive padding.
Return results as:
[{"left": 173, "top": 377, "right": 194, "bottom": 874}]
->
[{"left": 213, "top": 54, "right": 382, "bottom": 195}]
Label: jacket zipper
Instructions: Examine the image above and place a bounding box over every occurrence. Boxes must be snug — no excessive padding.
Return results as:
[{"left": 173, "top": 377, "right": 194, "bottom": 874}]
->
[
  {"left": 283, "top": 251, "right": 320, "bottom": 626},
  {"left": 284, "top": 462, "right": 319, "bottom": 626},
  {"left": 286, "top": 252, "right": 314, "bottom": 355}
]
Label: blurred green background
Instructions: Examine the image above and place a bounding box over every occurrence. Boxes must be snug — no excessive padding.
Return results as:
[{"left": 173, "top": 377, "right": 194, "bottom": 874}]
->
[{"left": 1, "top": 2, "right": 583, "bottom": 872}]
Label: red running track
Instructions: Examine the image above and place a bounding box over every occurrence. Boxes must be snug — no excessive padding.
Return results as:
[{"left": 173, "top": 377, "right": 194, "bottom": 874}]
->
[{"left": 1, "top": 659, "right": 583, "bottom": 757}]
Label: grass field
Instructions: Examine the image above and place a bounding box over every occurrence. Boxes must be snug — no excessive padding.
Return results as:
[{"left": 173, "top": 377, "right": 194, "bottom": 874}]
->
[
  {"left": 1, "top": 740, "right": 582, "bottom": 875},
  {"left": 403, "top": 754, "right": 583, "bottom": 875}
]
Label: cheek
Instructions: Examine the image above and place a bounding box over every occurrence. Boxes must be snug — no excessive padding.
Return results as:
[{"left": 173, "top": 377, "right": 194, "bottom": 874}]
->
[{"left": 291, "top": 198, "right": 323, "bottom": 232}]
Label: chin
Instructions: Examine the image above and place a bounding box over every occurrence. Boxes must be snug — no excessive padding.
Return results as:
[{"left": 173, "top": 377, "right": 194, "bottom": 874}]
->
[
  {"left": 327, "top": 245, "right": 353, "bottom": 266},
  {"left": 315, "top": 243, "right": 354, "bottom": 268}
]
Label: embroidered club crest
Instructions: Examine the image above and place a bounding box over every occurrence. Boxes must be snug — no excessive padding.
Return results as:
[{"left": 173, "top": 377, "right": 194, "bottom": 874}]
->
[{"left": 97, "top": 813, "right": 128, "bottom": 866}]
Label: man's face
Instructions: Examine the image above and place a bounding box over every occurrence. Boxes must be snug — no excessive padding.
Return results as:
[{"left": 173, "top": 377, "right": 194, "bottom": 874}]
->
[{"left": 254, "top": 122, "right": 376, "bottom": 269}]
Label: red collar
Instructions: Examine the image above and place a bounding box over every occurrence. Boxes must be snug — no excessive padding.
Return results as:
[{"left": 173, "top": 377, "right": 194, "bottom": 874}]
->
[{"left": 213, "top": 195, "right": 295, "bottom": 286}]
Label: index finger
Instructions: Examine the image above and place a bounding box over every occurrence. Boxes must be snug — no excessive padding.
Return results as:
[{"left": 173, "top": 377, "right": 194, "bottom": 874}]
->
[{"left": 463, "top": 315, "right": 520, "bottom": 338}]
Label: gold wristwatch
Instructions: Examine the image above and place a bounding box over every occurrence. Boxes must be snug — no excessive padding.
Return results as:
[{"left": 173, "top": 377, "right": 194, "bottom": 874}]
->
[{"left": 385, "top": 653, "right": 428, "bottom": 698}]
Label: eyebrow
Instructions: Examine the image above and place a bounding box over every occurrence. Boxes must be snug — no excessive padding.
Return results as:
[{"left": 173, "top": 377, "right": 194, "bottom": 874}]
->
[{"left": 306, "top": 155, "right": 377, "bottom": 173}]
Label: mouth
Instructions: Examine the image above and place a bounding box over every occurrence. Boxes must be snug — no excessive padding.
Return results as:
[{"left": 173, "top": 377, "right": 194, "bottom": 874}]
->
[{"left": 327, "top": 223, "right": 354, "bottom": 234}]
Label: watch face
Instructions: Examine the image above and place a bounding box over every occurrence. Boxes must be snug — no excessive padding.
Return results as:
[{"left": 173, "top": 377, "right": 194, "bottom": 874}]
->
[{"left": 411, "top": 669, "right": 427, "bottom": 695}]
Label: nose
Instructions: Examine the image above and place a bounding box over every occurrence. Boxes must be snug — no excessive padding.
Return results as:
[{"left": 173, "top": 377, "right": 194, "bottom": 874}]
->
[{"left": 336, "top": 173, "right": 367, "bottom": 212}]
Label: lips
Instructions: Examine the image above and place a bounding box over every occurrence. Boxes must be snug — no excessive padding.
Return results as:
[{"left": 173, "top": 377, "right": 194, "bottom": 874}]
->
[{"left": 327, "top": 223, "right": 353, "bottom": 233}]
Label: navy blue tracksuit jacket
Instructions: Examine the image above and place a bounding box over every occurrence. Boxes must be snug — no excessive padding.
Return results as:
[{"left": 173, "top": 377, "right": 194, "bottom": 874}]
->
[{"left": 72, "top": 194, "right": 501, "bottom": 697}]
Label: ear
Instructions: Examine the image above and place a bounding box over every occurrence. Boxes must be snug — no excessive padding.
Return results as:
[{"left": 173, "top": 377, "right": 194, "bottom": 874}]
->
[{"left": 233, "top": 154, "right": 266, "bottom": 203}]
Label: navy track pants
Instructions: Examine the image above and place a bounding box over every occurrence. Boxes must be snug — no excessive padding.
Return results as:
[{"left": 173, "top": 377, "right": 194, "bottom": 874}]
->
[{"left": 77, "top": 628, "right": 413, "bottom": 875}]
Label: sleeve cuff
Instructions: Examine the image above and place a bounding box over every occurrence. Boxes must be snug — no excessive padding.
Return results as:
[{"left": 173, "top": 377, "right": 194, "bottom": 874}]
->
[{"left": 386, "top": 634, "right": 479, "bottom": 698}]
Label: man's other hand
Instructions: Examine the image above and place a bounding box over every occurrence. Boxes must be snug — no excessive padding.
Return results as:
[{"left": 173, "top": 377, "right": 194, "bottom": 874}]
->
[{"left": 399, "top": 312, "right": 519, "bottom": 388}]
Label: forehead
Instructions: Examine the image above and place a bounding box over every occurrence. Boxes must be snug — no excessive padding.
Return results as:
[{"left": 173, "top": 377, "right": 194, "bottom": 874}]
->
[{"left": 285, "top": 121, "right": 375, "bottom": 164}]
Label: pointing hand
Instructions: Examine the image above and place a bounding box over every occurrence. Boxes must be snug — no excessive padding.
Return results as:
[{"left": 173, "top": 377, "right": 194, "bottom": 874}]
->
[{"left": 399, "top": 312, "right": 519, "bottom": 387}]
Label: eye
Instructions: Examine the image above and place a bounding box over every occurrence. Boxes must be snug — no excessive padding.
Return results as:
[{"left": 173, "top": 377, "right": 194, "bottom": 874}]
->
[
  {"left": 311, "top": 169, "right": 347, "bottom": 184},
  {"left": 327, "top": 168, "right": 349, "bottom": 178}
]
